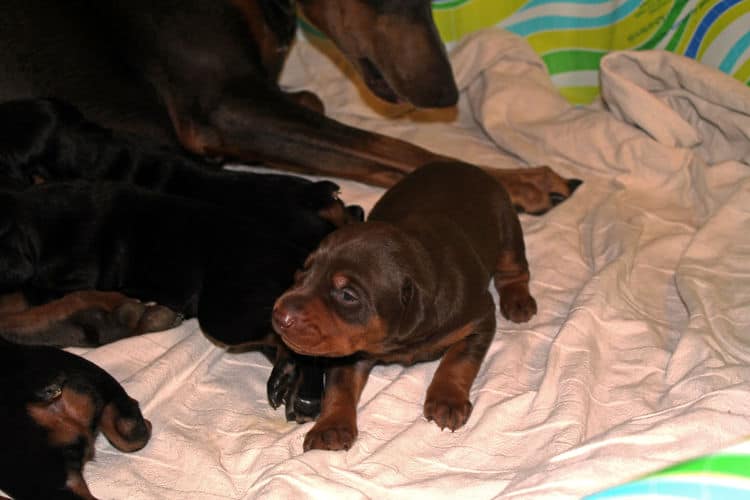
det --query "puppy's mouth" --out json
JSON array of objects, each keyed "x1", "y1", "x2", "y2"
[
  {"x1": 358, "y1": 58, "x2": 402, "y2": 104},
  {"x1": 278, "y1": 333, "x2": 321, "y2": 357},
  {"x1": 278, "y1": 329, "x2": 356, "y2": 358}
]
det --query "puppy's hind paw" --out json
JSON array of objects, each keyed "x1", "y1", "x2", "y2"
[{"x1": 499, "y1": 283, "x2": 537, "y2": 323}]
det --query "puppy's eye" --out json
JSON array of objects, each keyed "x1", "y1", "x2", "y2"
[{"x1": 333, "y1": 287, "x2": 359, "y2": 305}]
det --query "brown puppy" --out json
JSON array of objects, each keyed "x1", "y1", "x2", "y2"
[{"x1": 272, "y1": 162, "x2": 537, "y2": 451}]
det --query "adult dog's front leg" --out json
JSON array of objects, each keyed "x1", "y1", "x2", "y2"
[
  {"x1": 303, "y1": 359, "x2": 374, "y2": 451},
  {"x1": 165, "y1": 83, "x2": 580, "y2": 215}
]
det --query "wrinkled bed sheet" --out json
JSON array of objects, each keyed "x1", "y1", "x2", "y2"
[{"x1": 69, "y1": 29, "x2": 750, "y2": 499}]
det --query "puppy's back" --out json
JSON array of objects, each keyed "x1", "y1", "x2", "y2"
[
  {"x1": 368, "y1": 162, "x2": 515, "y2": 270},
  {"x1": 370, "y1": 161, "x2": 509, "y2": 219}
]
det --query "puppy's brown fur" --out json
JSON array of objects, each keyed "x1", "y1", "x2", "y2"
[{"x1": 273, "y1": 162, "x2": 537, "y2": 451}]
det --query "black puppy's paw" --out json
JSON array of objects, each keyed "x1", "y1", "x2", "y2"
[
  {"x1": 267, "y1": 358, "x2": 297, "y2": 410},
  {"x1": 267, "y1": 357, "x2": 322, "y2": 423}
]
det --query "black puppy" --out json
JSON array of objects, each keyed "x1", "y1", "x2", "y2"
[
  {"x1": 0, "y1": 337, "x2": 151, "y2": 500},
  {"x1": 0, "y1": 180, "x2": 360, "y2": 419},
  {"x1": 0, "y1": 99, "x2": 361, "y2": 498},
  {"x1": 0, "y1": 99, "x2": 365, "y2": 421}
]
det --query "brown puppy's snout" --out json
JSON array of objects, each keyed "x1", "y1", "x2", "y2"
[
  {"x1": 272, "y1": 295, "x2": 328, "y2": 357},
  {"x1": 272, "y1": 304, "x2": 296, "y2": 330},
  {"x1": 272, "y1": 295, "x2": 307, "y2": 332}
]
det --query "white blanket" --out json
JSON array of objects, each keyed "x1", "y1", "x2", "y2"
[{"x1": 73, "y1": 29, "x2": 750, "y2": 499}]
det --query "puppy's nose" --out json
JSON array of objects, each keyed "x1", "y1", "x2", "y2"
[{"x1": 272, "y1": 306, "x2": 295, "y2": 330}]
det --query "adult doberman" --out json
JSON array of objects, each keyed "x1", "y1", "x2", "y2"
[{"x1": 0, "y1": 0, "x2": 578, "y2": 215}]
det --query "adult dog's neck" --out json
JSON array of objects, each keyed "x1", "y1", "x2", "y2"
[{"x1": 258, "y1": 0, "x2": 298, "y2": 48}]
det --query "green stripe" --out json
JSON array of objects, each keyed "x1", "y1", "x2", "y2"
[
  {"x1": 638, "y1": 0, "x2": 690, "y2": 50},
  {"x1": 654, "y1": 455, "x2": 750, "y2": 479},
  {"x1": 665, "y1": 13, "x2": 690, "y2": 52},
  {"x1": 543, "y1": 50, "x2": 606, "y2": 74},
  {"x1": 432, "y1": 0, "x2": 471, "y2": 10}
]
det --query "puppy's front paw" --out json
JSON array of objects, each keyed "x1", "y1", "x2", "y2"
[
  {"x1": 303, "y1": 417, "x2": 357, "y2": 451},
  {"x1": 499, "y1": 283, "x2": 537, "y2": 323},
  {"x1": 424, "y1": 392, "x2": 473, "y2": 431}
]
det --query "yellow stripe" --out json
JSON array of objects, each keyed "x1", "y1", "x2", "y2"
[
  {"x1": 526, "y1": 2, "x2": 671, "y2": 54},
  {"x1": 558, "y1": 86, "x2": 600, "y2": 105},
  {"x1": 433, "y1": 0, "x2": 528, "y2": 42},
  {"x1": 734, "y1": 56, "x2": 750, "y2": 83}
]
